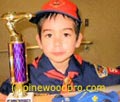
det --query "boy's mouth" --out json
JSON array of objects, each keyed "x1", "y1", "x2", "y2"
[{"x1": 51, "y1": 52, "x2": 65, "y2": 56}]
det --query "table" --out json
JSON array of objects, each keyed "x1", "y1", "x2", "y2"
[{"x1": 33, "y1": 94, "x2": 55, "y2": 102}]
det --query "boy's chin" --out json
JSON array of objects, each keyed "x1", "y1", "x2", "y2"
[{"x1": 50, "y1": 57, "x2": 70, "y2": 63}]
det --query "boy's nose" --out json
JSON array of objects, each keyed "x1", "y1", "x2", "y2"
[{"x1": 54, "y1": 37, "x2": 62, "y2": 47}]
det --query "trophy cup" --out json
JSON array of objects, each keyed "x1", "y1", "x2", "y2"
[{"x1": 1, "y1": 12, "x2": 34, "y2": 102}]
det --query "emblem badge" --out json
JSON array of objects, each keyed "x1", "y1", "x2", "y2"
[
  {"x1": 50, "y1": 0, "x2": 65, "y2": 8},
  {"x1": 94, "y1": 64, "x2": 108, "y2": 78}
]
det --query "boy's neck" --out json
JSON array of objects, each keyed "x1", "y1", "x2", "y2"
[{"x1": 50, "y1": 59, "x2": 70, "y2": 74}]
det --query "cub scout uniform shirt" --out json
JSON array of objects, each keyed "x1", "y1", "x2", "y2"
[{"x1": 29, "y1": 54, "x2": 120, "y2": 94}]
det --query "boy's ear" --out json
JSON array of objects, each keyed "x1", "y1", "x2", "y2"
[
  {"x1": 75, "y1": 33, "x2": 83, "y2": 48},
  {"x1": 36, "y1": 34, "x2": 43, "y2": 49}
]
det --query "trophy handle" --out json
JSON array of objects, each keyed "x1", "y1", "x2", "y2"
[{"x1": 1, "y1": 12, "x2": 33, "y2": 41}]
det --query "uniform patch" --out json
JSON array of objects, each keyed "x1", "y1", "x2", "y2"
[
  {"x1": 94, "y1": 64, "x2": 108, "y2": 78},
  {"x1": 107, "y1": 67, "x2": 120, "y2": 75}
]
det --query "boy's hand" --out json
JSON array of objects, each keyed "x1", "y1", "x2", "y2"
[{"x1": 0, "y1": 93, "x2": 7, "y2": 101}]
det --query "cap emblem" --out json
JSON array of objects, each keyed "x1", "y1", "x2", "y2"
[{"x1": 50, "y1": 0, "x2": 65, "y2": 8}]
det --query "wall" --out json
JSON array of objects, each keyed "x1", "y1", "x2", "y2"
[{"x1": 0, "y1": 0, "x2": 120, "y2": 84}]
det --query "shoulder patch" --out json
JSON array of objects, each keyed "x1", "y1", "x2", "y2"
[
  {"x1": 107, "y1": 67, "x2": 120, "y2": 75},
  {"x1": 93, "y1": 64, "x2": 108, "y2": 78}
]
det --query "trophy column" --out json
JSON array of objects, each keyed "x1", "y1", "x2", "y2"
[{"x1": 1, "y1": 12, "x2": 34, "y2": 102}]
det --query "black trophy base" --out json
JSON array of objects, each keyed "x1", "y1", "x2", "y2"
[{"x1": 6, "y1": 92, "x2": 34, "y2": 102}]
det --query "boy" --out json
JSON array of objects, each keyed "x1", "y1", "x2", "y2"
[{"x1": 0, "y1": 0, "x2": 120, "y2": 100}]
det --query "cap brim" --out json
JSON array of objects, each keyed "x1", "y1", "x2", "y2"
[{"x1": 30, "y1": 10, "x2": 81, "y2": 24}]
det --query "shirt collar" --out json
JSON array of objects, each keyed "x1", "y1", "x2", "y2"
[{"x1": 38, "y1": 54, "x2": 82, "y2": 75}]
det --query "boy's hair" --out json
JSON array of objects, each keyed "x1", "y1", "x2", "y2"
[{"x1": 37, "y1": 12, "x2": 81, "y2": 40}]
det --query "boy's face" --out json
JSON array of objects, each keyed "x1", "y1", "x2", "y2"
[{"x1": 36, "y1": 14, "x2": 82, "y2": 63}]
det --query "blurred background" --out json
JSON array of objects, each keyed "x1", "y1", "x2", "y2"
[{"x1": 0, "y1": 0, "x2": 120, "y2": 84}]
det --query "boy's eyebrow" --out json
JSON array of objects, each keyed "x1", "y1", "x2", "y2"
[
  {"x1": 63, "y1": 28, "x2": 73, "y2": 31},
  {"x1": 42, "y1": 28, "x2": 73, "y2": 33},
  {"x1": 42, "y1": 29, "x2": 52, "y2": 33}
]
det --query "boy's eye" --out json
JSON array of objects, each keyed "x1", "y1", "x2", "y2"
[
  {"x1": 64, "y1": 33, "x2": 71, "y2": 37},
  {"x1": 46, "y1": 34, "x2": 52, "y2": 38}
]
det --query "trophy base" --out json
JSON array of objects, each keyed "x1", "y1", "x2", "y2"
[{"x1": 6, "y1": 92, "x2": 34, "y2": 102}]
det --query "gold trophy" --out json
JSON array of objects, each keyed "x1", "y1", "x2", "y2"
[{"x1": 1, "y1": 12, "x2": 34, "y2": 102}]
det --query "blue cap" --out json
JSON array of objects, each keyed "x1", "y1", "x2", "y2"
[
  {"x1": 52, "y1": 91, "x2": 119, "y2": 102},
  {"x1": 70, "y1": 91, "x2": 119, "y2": 102}
]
